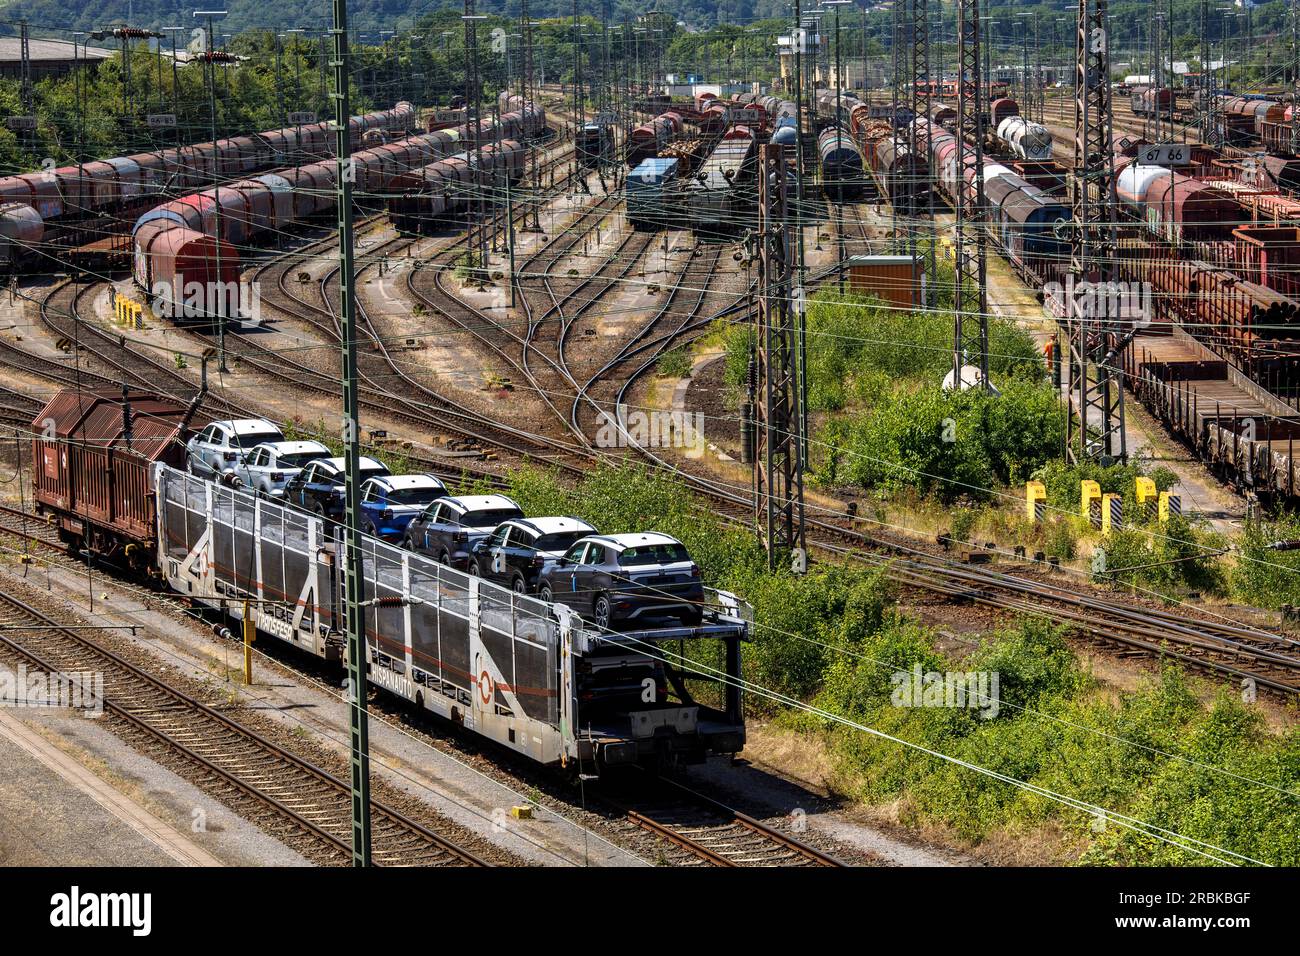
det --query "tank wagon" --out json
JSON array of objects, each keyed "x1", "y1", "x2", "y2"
[
  {"x1": 996, "y1": 116, "x2": 1053, "y2": 161},
  {"x1": 688, "y1": 127, "x2": 757, "y2": 235}
]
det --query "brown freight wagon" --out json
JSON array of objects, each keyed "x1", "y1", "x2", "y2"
[{"x1": 31, "y1": 389, "x2": 203, "y2": 570}]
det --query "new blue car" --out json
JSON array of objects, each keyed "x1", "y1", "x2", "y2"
[{"x1": 359, "y1": 474, "x2": 449, "y2": 541}]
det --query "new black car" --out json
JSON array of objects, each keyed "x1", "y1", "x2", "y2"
[
  {"x1": 402, "y1": 494, "x2": 524, "y2": 569},
  {"x1": 467, "y1": 516, "x2": 597, "y2": 593},
  {"x1": 280, "y1": 456, "x2": 391, "y2": 520},
  {"x1": 536, "y1": 532, "x2": 704, "y2": 629}
]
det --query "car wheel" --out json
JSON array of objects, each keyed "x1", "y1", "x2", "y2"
[
  {"x1": 511, "y1": 574, "x2": 528, "y2": 594},
  {"x1": 364, "y1": 521, "x2": 378, "y2": 538},
  {"x1": 593, "y1": 594, "x2": 612, "y2": 630},
  {"x1": 539, "y1": 585, "x2": 554, "y2": 605},
  {"x1": 681, "y1": 607, "x2": 704, "y2": 627},
  {"x1": 438, "y1": 550, "x2": 452, "y2": 566},
  {"x1": 311, "y1": 502, "x2": 326, "y2": 517},
  {"x1": 466, "y1": 560, "x2": 479, "y2": 577}
]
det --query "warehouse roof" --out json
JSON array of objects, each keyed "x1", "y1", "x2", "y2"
[{"x1": 0, "y1": 37, "x2": 113, "y2": 62}]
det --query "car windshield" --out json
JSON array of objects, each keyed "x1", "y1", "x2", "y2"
[
  {"x1": 277, "y1": 452, "x2": 323, "y2": 468},
  {"x1": 618, "y1": 543, "x2": 691, "y2": 566},
  {"x1": 462, "y1": 508, "x2": 522, "y2": 527},
  {"x1": 534, "y1": 530, "x2": 588, "y2": 552},
  {"x1": 234, "y1": 428, "x2": 284, "y2": 448},
  {"x1": 388, "y1": 487, "x2": 442, "y2": 505}
]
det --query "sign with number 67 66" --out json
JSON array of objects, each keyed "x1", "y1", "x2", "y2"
[{"x1": 1138, "y1": 144, "x2": 1191, "y2": 166}]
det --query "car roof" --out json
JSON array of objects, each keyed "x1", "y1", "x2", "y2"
[
  {"x1": 256, "y1": 440, "x2": 330, "y2": 455},
  {"x1": 512, "y1": 516, "x2": 595, "y2": 535},
  {"x1": 441, "y1": 494, "x2": 518, "y2": 511},
  {"x1": 586, "y1": 532, "x2": 681, "y2": 550},
  {"x1": 316, "y1": 456, "x2": 386, "y2": 472},
  {"x1": 213, "y1": 418, "x2": 283, "y2": 435},
  {"x1": 368, "y1": 473, "x2": 446, "y2": 490}
]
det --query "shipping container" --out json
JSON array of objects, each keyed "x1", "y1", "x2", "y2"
[{"x1": 845, "y1": 255, "x2": 923, "y2": 309}]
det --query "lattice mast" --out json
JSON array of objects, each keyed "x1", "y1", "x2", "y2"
[
  {"x1": 1067, "y1": 0, "x2": 1126, "y2": 463},
  {"x1": 909, "y1": 0, "x2": 934, "y2": 306},
  {"x1": 754, "y1": 144, "x2": 805, "y2": 570},
  {"x1": 952, "y1": 0, "x2": 989, "y2": 389}
]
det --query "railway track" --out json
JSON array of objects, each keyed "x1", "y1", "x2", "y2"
[
  {"x1": 34, "y1": 279, "x2": 253, "y2": 418},
  {"x1": 0, "y1": 586, "x2": 490, "y2": 866},
  {"x1": 242, "y1": 142, "x2": 593, "y2": 476},
  {"x1": 604, "y1": 776, "x2": 843, "y2": 867}
]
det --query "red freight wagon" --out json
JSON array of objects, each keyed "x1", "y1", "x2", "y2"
[
  {"x1": 32, "y1": 389, "x2": 204, "y2": 569},
  {"x1": 1234, "y1": 225, "x2": 1300, "y2": 300}
]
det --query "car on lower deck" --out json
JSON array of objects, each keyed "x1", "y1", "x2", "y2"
[
  {"x1": 401, "y1": 494, "x2": 524, "y2": 569},
  {"x1": 229, "y1": 440, "x2": 332, "y2": 497},
  {"x1": 280, "y1": 456, "x2": 391, "y2": 520},
  {"x1": 536, "y1": 532, "x2": 704, "y2": 629},
  {"x1": 359, "y1": 473, "x2": 449, "y2": 541},
  {"x1": 467, "y1": 516, "x2": 597, "y2": 593}
]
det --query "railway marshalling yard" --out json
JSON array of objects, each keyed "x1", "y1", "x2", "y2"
[{"x1": 0, "y1": 76, "x2": 1298, "y2": 876}]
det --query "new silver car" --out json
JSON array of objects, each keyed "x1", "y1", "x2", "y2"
[
  {"x1": 186, "y1": 418, "x2": 285, "y2": 481},
  {"x1": 229, "y1": 440, "x2": 332, "y2": 496}
]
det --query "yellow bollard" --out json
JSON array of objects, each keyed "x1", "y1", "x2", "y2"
[
  {"x1": 1025, "y1": 480, "x2": 1046, "y2": 522},
  {"x1": 1101, "y1": 493, "x2": 1123, "y2": 535},
  {"x1": 1135, "y1": 476, "x2": 1157, "y2": 520},
  {"x1": 1158, "y1": 491, "x2": 1182, "y2": 524},
  {"x1": 1080, "y1": 480, "x2": 1102, "y2": 527}
]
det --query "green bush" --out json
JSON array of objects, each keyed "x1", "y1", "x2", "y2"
[
  {"x1": 1231, "y1": 513, "x2": 1300, "y2": 609},
  {"x1": 499, "y1": 464, "x2": 1296, "y2": 865},
  {"x1": 1095, "y1": 515, "x2": 1227, "y2": 599},
  {"x1": 801, "y1": 292, "x2": 1043, "y2": 414},
  {"x1": 820, "y1": 379, "x2": 1066, "y2": 502},
  {"x1": 656, "y1": 346, "x2": 693, "y2": 379}
]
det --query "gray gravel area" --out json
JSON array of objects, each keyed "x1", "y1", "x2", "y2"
[{"x1": 0, "y1": 700, "x2": 311, "y2": 867}]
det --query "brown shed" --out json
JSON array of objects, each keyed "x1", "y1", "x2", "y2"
[
  {"x1": 32, "y1": 390, "x2": 199, "y2": 558},
  {"x1": 845, "y1": 255, "x2": 924, "y2": 309}
]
